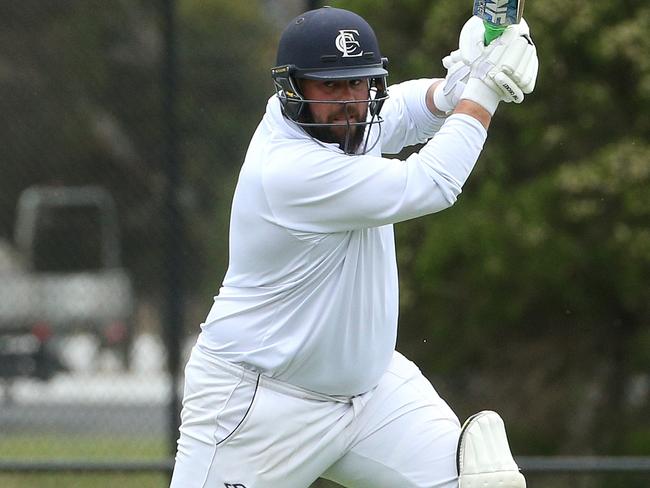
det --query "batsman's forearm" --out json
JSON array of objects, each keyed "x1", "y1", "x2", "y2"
[{"x1": 414, "y1": 113, "x2": 487, "y2": 205}]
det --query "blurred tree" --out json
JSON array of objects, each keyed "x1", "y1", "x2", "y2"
[
  {"x1": 177, "y1": 0, "x2": 276, "y2": 306},
  {"x1": 0, "y1": 0, "x2": 276, "y2": 306},
  {"x1": 0, "y1": 0, "x2": 169, "y2": 292}
]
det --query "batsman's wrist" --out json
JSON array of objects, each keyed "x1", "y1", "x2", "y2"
[{"x1": 461, "y1": 78, "x2": 500, "y2": 115}]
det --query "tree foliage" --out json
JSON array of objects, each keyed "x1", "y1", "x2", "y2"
[
  {"x1": 335, "y1": 0, "x2": 650, "y2": 457},
  {"x1": 0, "y1": 0, "x2": 276, "y2": 298}
]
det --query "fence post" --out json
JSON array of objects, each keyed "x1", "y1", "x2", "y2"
[{"x1": 161, "y1": 0, "x2": 183, "y2": 467}]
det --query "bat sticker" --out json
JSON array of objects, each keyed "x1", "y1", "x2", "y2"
[{"x1": 473, "y1": 0, "x2": 525, "y2": 27}]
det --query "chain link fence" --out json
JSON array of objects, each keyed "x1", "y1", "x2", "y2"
[
  {"x1": 1, "y1": 2, "x2": 190, "y2": 486},
  {"x1": 0, "y1": 1, "x2": 648, "y2": 488},
  {"x1": 0, "y1": 1, "x2": 320, "y2": 486}
]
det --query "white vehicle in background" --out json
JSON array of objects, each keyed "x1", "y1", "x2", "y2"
[{"x1": 0, "y1": 186, "x2": 134, "y2": 381}]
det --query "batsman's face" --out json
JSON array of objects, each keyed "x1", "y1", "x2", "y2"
[{"x1": 300, "y1": 78, "x2": 369, "y2": 149}]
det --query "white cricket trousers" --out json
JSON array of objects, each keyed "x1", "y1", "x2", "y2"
[{"x1": 170, "y1": 343, "x2": 461, "y2": 488}]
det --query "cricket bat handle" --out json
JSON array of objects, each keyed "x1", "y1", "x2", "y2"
[{"x1": 483, "y1": 21, "x2": 506, "y2": 45}]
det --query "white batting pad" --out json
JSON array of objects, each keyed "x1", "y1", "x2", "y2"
[{"x1": 457, "y1": 410, "x2": 526, "y2": 488}]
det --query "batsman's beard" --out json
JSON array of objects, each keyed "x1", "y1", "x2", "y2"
[{"x1": 300, "y1": 103, "x2": 367, "y2": 154}]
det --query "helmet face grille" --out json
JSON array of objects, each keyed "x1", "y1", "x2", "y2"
[{"x1": 271, "y1": 70, "x2": 389, "y2": 154}]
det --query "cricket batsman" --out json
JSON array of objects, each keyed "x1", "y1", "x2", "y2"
[{"x1": 170, "y1": 5, "x2": 538, "y2": 488}]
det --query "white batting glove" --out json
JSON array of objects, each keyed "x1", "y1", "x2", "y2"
[
  {"x1": 461, "y1": 19, "x2": 539, "y2": 115},
  {"x1": 458, "y1": 16, "x2": 488, "y2": 64},
  {"x1": 433, "y1": 16, "x2": 485, "y2": 113},
  {"x1": 433, "y1": 15, "x2": 534, "y2": 114},
  {"x1": 433, "y1": 54, "x2": 470, "y2": 114},
  {"x1": 457, "y1": 15, "x2": 533, "y2": 66}
]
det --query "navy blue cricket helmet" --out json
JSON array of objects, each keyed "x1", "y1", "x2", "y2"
[{"x1": 271, "y1": 6, "x2": 389, "y2": 152}]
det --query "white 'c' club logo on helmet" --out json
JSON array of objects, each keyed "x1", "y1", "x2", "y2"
[{"x1": 335, "y1": 30, "x2": 363, "y2": 57}]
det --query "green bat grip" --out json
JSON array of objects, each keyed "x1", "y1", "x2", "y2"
[{"x1": 484, "y1": 21, "x2": 506, "y2": 45}]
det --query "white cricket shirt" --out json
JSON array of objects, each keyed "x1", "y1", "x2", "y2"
[{"x1": 199, "y1": 79, "x2": 487, "y2": 395}]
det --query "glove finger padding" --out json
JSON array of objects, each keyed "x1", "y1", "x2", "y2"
[
  {"x1": 497, "y1": 33, "x2": 538, "y2": 95},
  {"x1": 515, "y1": 43, "x2": 539, "y2": 94},
  {"x1": 492, "y1": 71, "x2": 524, "y2": 103},
  {"x1": 499, "y1": 38, "x2": 529, "y2": 77},
  {"x1": 467, "y1": 24, "x2": 537, "y2": 105}
]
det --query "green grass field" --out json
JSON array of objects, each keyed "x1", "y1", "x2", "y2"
[
  {"x1": 0, "y1": 434, "x2": 170, "y2": 488},
  {"x1": 1, "y1": 435, "x2": 647, "y2": 487},
  {"x1": 0, "y1": 433, "x2": 340, "y2": 487},
  {"x1": 0, "y1": 472, "x2": 170, "y2": 488}
]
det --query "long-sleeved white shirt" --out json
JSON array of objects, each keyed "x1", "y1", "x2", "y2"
[{"x1": 199, "y1": 79, "x2": 487, "y2": 395}]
